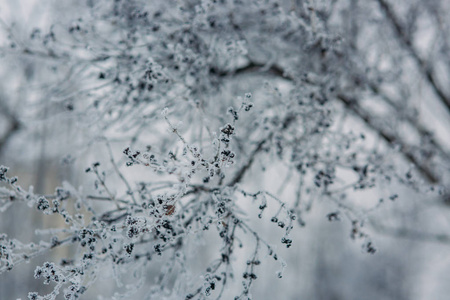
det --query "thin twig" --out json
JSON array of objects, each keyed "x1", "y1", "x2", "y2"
[{"x1": 104, "y1": 138, "x2": 138, "y2": 205}]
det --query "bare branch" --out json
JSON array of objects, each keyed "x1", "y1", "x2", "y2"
[{"x1": 377, "y1": 0, "x2": 450, "y2": 114}]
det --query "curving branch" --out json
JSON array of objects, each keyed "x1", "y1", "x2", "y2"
[
  {"x1": 377, "y1": 0, "x2": 450, "y2": 114},
  {"x1": 337, "y1": 93, "x2": 439, "y2": 183},
  {"x1": 223, "y1": 61, "x2": 443, "y2": 185}
]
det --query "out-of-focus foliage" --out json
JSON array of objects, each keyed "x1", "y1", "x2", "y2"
[{"x1": 0, "y1": 0, "x2": 449, "y2": 299}]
